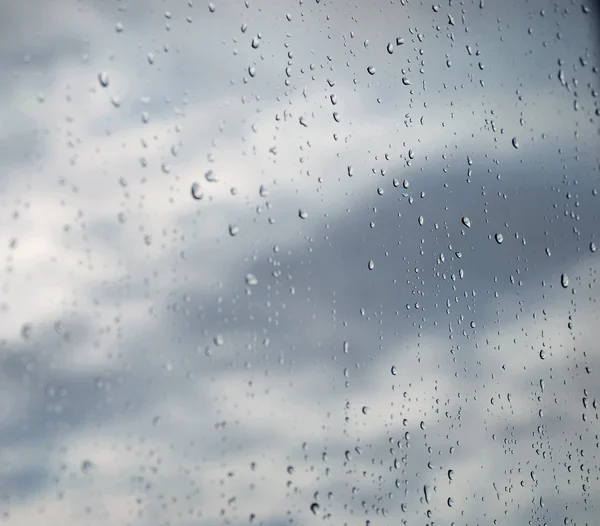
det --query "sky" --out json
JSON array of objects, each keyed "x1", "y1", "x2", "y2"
[{"x1": 0, "y1": 0, "x2": 599, "y2": 525}]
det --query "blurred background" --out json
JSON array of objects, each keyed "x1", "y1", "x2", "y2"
[{"x1": 0, "y1": 0, "x2": 599, "y2": 524}]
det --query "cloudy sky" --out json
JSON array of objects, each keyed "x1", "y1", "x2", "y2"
[{"x1": 0, "y1": 0, "x2": 599, "y2": 525}]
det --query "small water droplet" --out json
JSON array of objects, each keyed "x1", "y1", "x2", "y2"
[
  {"x1": 298, "y1": 209, "x2": 308, "y2": 219},
  {"x1": 447, "y1": 497, "x2": 454, "y2": 507},
  {"x1": 228, "y1": 224, "x2": 239, "y2": 236},
  {"x1": 423, "y1": 484, "x2": 431, "y2": 504},
  {"x1": 448, "y1": 469, "x2": 454, "y2": 480},
  {"x1": 539, "y1": 349, "x2": 546, "y2": 360},
  {"x1": 512, "y1": 137, "x2": 519, "y2": 149},
  {"x1": 310, "y1": 502, "x2": 320, "y2": 515},
  {"x1": 191, "y1": 182, "x2": 204, "y2": 200},
  {"x1": 560, "y1": 273, "x2": 569, "y2": 288},
  {"x1": 214, "y1": 334, "x2": 224, "y2": 346},
  {"x1": 205, "y1": 170, "x2": 217, "y2": 182},
  {"x1": 98, "y1": 72, "x2": 110, "y2": 87},
  {"x1": 20, "y1": 323, "x2": 32, "y2": 339},
  {"x1": 248, "y1": 66, "x2": 256, "y2": 77},
  {"x1": 495, "y1": 233, "x2": 504, "y2": 244},
  {"x1": 386, "y1": 42, "x2": 394, "y2": 54},
  {"x1": 462, "y1": 216, "x2": 471, "y2": 228},
  {"x1": 367, "y1": 65, "x2": 376, "y2": 75},
  {"x1": 590, "y1": 241, "x2": 597, "y2": 252},
  {"x1": 362, "y1": 406, "x2": 369, "y2": 415},
  {"x1": 402, "y1": 76, "x2": 411, "y2": 86},
  {"x1": 245, "y1": 273, "x2": 258, "y2": 286},
  {"x1": 208, "y1": 2, "x2": 216, "y2": 12},
  {"x1": 391, "y1": 365, "x2": 397, "y2": 375},
  {"x1": 367, "y1": 260, "x2": 375, "y2": 270},
  {"x1": 81, "y1": 460, "x2": 94, "y2": 474}
]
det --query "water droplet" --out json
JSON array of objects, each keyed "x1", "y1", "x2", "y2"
[
  {"x1": 228, "y1": 224, "x2": 239, "y2": 236},
  {"x1": 539, "y1": 349, "x2": 546, "y2": 360},
  {"x1": 396, "y1": 37, "x2": 404, "y2": 45},
  {"x1": 402, "y1": 76, "x2": 411, "y2": 86},
  {"x1": 115, "y1": 21, "x2": 124, "y2": 32},
  {"x1": 20, "y1": 323, "x2": 32, "y2": 339},
  {"x1": 418, "y1": 215, "x2": 424, "y2": 226},
  {"x1": 191, "y1": 182, "x2": 204, "y2": 200},
  {"x1": 448, "y1": 469, "x2": 454, "y2": 480},
  {"x1": 248, "y1": 66, "x2": 256, "y2": 77},
  {"x1": 298, "y1": 209, "x2": 308, "y2": 219},
  {"x1": 447, "y1": 497, "x2": 454, "y2": 507},
  {"x1": 205, "y1": 170, "x2": 217, "y2": 182},
  {"x1": 214, "y1": 334, "x2": 224, "y2": 346},
  {"x1": 251, "y1": 36, "x2": 260, "y2": 49},
  {"x1": 391, "y1": 365, "x2": 397, "y2": 375},
  {"x1": 495, "y1": 233, "x2": 504, "y2": 244},
  {"x1": 310, "y1": 502, "x2": 321, "y2": 515},
  {"x1": 299, "y1": 116, "x2": 308, "y2": 127},
  {"x1": 245, "y1": 273, "x2": 258, "y2": 286},
  {"x1": 423, "y1": 484, "x2": 431, "y2": 504},
  {"x1": 386, "y1": 42, "x2": 394, "y2": 54},
  {"x1": 208, "y1": 2, "x2": 216, "y2": 12},
  {"x1": 367, "y1": 66, "x2": 376, "y2": 75},
  {"x1": 560, "y1": 273, "x2": 569, "y2": 288},
  {"x1": 81, "y1": 460, "x2": 94, "y2": 474},
  {"x1": 98, "y1": 72, "x2": 110, "y2": 87},
  {"x1": 362, "y1": 406, "x2": 369, "y2": 415},
  {"x1": 367, "y1": 260, "x2": 375, "y2": 270},
  {"x1": 347, "y1": 166, "x2": 354, "y2": 177},
  {"x1": 590, "y1": 241, "x2": 597, "y2": 252},
  {"x1": 462, "y1": 216, "x2": 471, "y2": 228},
  {"x1": 512, "y1": 137, "x2": 519, "y2": 149}
]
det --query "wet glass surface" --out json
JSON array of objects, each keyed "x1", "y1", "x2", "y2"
[{"x1": 0, "y1": 1, "x2": 599, "y2": 524}]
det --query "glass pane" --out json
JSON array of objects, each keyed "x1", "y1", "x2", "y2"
[{"x1": 1, "y1": 1, "x2": 598, "y2": 525}]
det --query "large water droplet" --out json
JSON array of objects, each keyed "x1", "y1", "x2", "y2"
[
  {"x1": 495, "y1": 233, "x2": 504, "y2": 244},
  {"x1": 310, "y1": 502, "x2": 321, "y2": 515},
  {"x1": 462, "y1": 216, "x2": 471, "y2": 228}
]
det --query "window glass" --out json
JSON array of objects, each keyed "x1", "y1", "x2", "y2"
[{"x1": 0, "y1": 1, "x2": 599, "y2": 525}]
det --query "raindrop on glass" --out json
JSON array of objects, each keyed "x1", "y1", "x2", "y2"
[
  {"x1": 98, "y1": 72, "x2": 110, "y2": 88},
  {"x1": 495, "y1": 233, "x2": 504, "y2": 244},
  {"x1": 81, "y1": 460, "x2": 94, "y2": 474},
  {"x1": 191, "y1": 182, "x2": 204, "y2": 200},
  {"x1": 560, "y1": 273, "x2": 569, "y2": 288}
]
